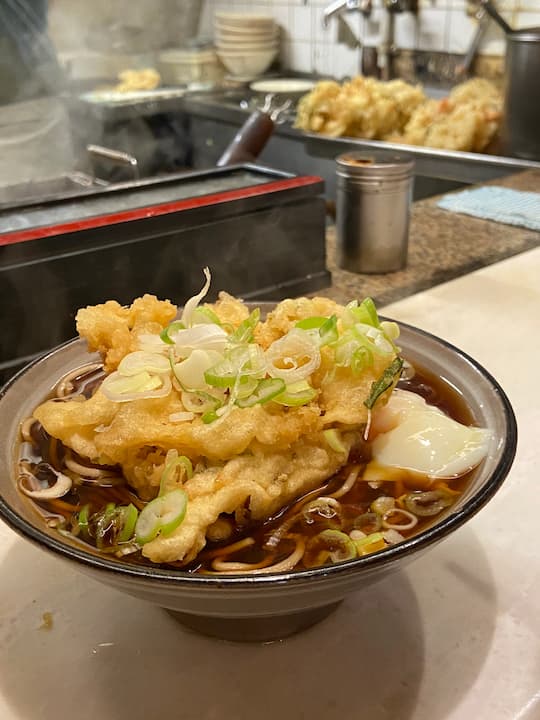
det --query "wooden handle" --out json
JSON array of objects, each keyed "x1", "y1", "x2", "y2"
[{"x1": 217, "y1": 110, "x2": 275, "y2": 167}]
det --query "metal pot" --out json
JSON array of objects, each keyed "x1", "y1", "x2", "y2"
[
  {"x1": 479, "y1": 1, "x2": 540, "y2": 159},
  {"x1": 502, "y1": 27, "x2": 540, "y2": 160}
]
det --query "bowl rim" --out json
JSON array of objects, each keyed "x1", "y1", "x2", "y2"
[{"x1": 0, "y1": 320, "x2": 517, "y2": 588}]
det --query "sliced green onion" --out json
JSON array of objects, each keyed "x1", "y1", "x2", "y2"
[
  {"x1": 302, "y1": 497, "x2": 341, "y2": 523},
  {"x1": 234, "y1": 376, "x2": 260, "y2": 400},
  {"x1": 135, "y1": 489, "x2": 188, "y2": 545},
  {"x1": 190, "y1": 306, "x2": 222, "y2": 326},
  {"x1": 273, "y1": 380, "x2": 318, "y2": 407},
  {"x1": 117, "y1": 504, "x2": 139, "y2": 543},
  {"x1": 95, "y1": 503, "x2": 117, "y2": 549},
  {"x1": 103, "y1": 371, "x2": 162, "y2": 394},
  {"x1": 101, "y1": 370, "x2": 171, "y2": 402},
  {"x1": 265, "y1": 329, "x2": 321, "y2": 384},
  {"x1": 347, "y1": 298, "x2": 380, "y2": 328},
  {"x1": 380, "y1": 320, "x2": 400, "y2": 342},
  {"x1": 354, "y1": 531, "x2": 386, "y2": 556},
  {"x1": 159, "y1": 452, "x2": 193, "y2": 496},
  {"x1": 229, "y1": 309, "x2": 260, "y2": 344},
  {"x1": 305, "y1": 529, "x2": 357, "y2": 567},
  {"x1": 382, "y1": 508, "x2": 418, "y2": 531},
  {"x1": 160, "y1": 320, "x2": 186, "y2": 345},
  {"x1": 296, "y1": 315, "x2": 338, "y2": 347},
  {"x1": 295, "y1": 316, "x2": 328, "y2": 330},
  {"x1": 353, "y1": 512, "x2": 382, "y2": 534},
  {"x1": 323, "y1": 429, "x2": 348, "y2": 454},
  {"x1": 351, "y1": 345, "x2": 373, "y2": 374},
  {"x1": 318, "y1": 315, "x2": 338, "y2": 346},
  {"x1": 201, "y1": 410, "x2": 219, "y2": 424},
  {"x1": 172, "y1": 349, "x2": 223, "y2": 391},
  {"x1": 171, "y1": 324, "x2": 229, "y2": 357},
  {"x1": 117, "y1": 351, "x2": 171, "y2": 376},
  {"x1": 204, "y1": 358, "x2": 241, "y2": 388},
  {"x1": 180, "y1": 267, "x2": 211, "y2": 328},
  {"x1": 235, "y1": 378, "x2": 286, "y2": 408},
  {"x1": 180, "y1": 389, "x2": 223, "y2": 414},
  {"x1": 371, "y1": 496, "x2": 396, "y2": 516},
  {"x1": 364, "y1": 356, "x2": 404, "y2": 410},
  {"x1": 77, "y1": 504, "x2": 90, "y2": 537},
  {"x1": 204, "y1": 344, "x2": 265, "y2": 389},
  {"x1": 353, "y1": 325, "x2": 393, "y2": 356},
  {"x1": 404, "y1": 491, "x2": 453, "y2": 517},
  {"x1": 334, "y1": 330, "x2": 382, "y2": 371},
  {"x1": 227, "y1": 343, "x2": 266, "y2": 375}
]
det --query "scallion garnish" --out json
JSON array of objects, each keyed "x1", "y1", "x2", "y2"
[
  {"x1": 364, "y1": 357, "x2": 404, "y2": 410},
  {"x1": 190, "y1": 306, "x2": 222, "y2": 326},
  {"x1": 77, "y1": 504, "x2": 90, "y2": 538},
  {"x1": 346, "y1": 298, "x2": 380, "y2": 328},
  {"x1": 323, "y1": 429, "x2": 348, "y2": 454},
  {"x1": 229, "y1": 309, "x2": 261, "y2": 344},
  {"x1": 117, "y1": 504, "x2": 139, "y2": 543},
  {"x1": 135, "y1": 489, "x2": 188, "y2": 545},
  {"x1": 159, "y1": 452, "x2": 193, "y2": 496},
  {"x1": 235, "y1": 378, "x2": 285, "y2": 408},
  {"x1": 295, "y1": 316, "x2": 328, "y2": 330},
  {"x1": 318, "y1": 315, "x2": 338, "y2": 346},
  {"x1": 160, "y1": 320, "x2": 186, "y2": 344},
  {"x1": 273, "y1": 380, "x2": 318, "y2": 407}
]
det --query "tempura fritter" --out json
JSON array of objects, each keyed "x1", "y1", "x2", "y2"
[
  {"x1": 33, "y1": 290, "x2": 401, "y2": 565},
  {"x1": 295, "y1": 75, "x2": 502, "y2": 153}
]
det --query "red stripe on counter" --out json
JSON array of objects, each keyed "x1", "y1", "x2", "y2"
[{"x1": 0, "y1": 175, "x2": 323, "y2": 247}]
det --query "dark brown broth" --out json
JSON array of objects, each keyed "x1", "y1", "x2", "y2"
[{"x1": 17, "y1": 360, "x2": 476, "y2": 572}]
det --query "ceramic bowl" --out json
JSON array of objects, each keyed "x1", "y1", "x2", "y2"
[
  {"x1": 216, "y1": 49, "x2": 278, "y2": 77},
  {"x1": 215, "y1": 35, "x2": 279, "y2": 49},
  {"x1": 215, "y1": 22, "x2": 278, "y2": 37},
  {"x1": 216, "y1": 40, "x2": 279, "y2": 55},
  {"x1": 215, "y1": 12, "x2": 275, "y2": 29},
  {"x1": 0, "y1": 321, "x2": 517, "y2": 642}
]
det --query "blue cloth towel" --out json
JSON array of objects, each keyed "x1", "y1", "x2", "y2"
[{"x1": 437, "y1": 186, "x2": 540, "y2": 231}]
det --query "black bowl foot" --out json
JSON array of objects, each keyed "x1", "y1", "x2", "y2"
[{"x1": 166, "y1": 601, "x2": 342, "y2": 642}]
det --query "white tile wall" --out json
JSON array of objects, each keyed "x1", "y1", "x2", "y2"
[{"x1": 201, "y1": 0, "x2": 540, "y2": 75}]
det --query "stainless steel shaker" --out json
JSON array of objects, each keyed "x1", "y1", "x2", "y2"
[{"x1": 336, "y1": 151, "x2": 414, "y2": 274}]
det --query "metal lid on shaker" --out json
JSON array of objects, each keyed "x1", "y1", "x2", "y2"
[{"x1": 336, "y1": 151, "x2": 414, "y2": 181}]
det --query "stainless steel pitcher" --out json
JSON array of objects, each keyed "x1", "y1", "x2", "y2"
[
  {"x1": 480, "y1": 1, "x2": 540, "y2": 160},
  {"x1": 502, "y1": 27, "x2": 540, "y2": 161}
]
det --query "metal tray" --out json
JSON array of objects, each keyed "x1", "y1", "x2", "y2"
[{"x1": 182, "y1": 94, "x2": 540, "y2": 186}]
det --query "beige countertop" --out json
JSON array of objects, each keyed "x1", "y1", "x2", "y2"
[{"x1": 322, "y1": 170, "x2": 540, "y2": 306}]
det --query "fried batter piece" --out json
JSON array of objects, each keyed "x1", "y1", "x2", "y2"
[
  {"x1": 295, "y1": 76, "x2": 426, "y2": 140},
  {"x1": 394, "y1": 79, "x2": 502, "y2": 152},
  {"x1": 34, "y1": 293, "x2": 400, "y2": 565},
  {"x1": 76, "y1": 294, "x2": 177, "y2": 372},
  {"x1": 112, "y1": 68, "x2": 161, "y2": 93},
  {"x1": 255, "y1": 296, "x2": 345, "y2": 348},
  {"x1": 295, "y1": 75, "x2": 502, "y2": 153},
  {"x1": 34, "y1": 390, "x2": 323, "y2": 495},
  {"x1": 143, "y1": 433, "x2": 357, "y2": 564}
]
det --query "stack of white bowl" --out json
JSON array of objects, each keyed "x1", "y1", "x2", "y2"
[{"x1": 214, "y1": 12, "x2": 279, "y2": 78}]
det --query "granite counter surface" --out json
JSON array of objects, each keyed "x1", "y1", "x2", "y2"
[{"x1": 321, "y1": 170, "x2": 540, "y2": 305}]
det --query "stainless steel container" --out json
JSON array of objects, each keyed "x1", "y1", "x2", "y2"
[
  {"x1": 336, "y1": 151, "x2": 414, "y2": 274},
  {"x1": 502, "y1": 27, "x2": 540, "y2": 161}
]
